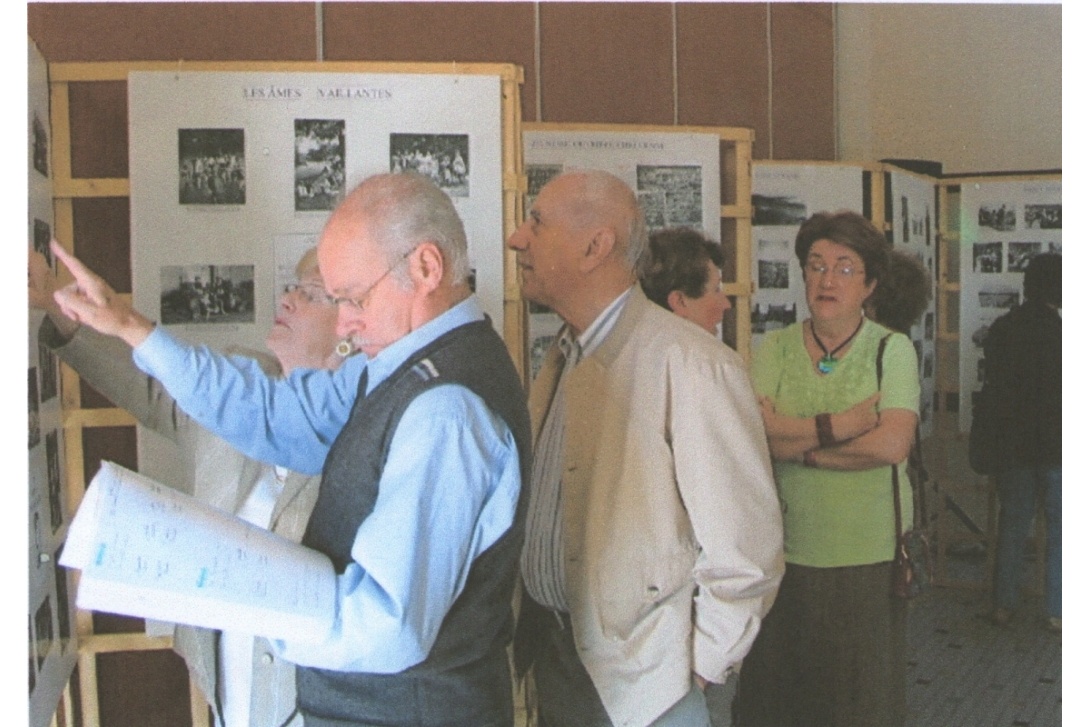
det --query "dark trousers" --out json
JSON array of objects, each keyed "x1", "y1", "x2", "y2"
[{"x1": 737, "y1": 562, "x2": 906, "y2": 727}]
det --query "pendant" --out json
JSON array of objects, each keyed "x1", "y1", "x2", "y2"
[{"x1": 817, "y1": 355, "x2": 837, "y2": 374}]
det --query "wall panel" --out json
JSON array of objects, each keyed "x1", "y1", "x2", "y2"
[
  {"x1": 769, "y1": 3, "x2": 835, "y2": 160},
  {"x1": 539, "y1": 2, "x2": 674, "y2": 124},
  {"x1": 323, "y1": 2, "x2": 538, "y2": 121}
]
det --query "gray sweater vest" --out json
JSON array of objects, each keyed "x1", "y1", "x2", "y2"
[{"x1": 297, "y1": 319, "x2": 531, "y2": 727}]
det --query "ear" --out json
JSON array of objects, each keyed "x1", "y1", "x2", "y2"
[
  {"x1": 667, "y1": 289, "x2": 687, "y2": 314},
  {"x1": 578, "y1": 227, "x2": 618, "y2": 273},
  {"x1": 864, "y1": 277, "x2": 878, "y2": 299},
  {"x1": 409, "y1": 242, "x2": 446, "y2": 294}
]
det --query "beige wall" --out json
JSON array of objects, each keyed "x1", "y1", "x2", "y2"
[{"x1": 836, "y1": 3, "x2": 1061, "y2": 174}]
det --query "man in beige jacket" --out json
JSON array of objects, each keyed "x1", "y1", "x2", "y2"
[{"x1": 509, "y1": 169, "x2": 784, "y2": 727}]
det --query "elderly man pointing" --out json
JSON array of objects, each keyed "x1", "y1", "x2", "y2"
[{"x1": 54, "y1": 172, "x2": 531, "y2": 727}]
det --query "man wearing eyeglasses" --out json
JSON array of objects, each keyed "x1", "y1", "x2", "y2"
[{"x1": 52, "y1": 172, "x2": 531, "y2": 727}]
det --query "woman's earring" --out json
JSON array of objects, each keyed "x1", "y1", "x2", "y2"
[{"x1": 335, "y1": 339, "x2": 354, "y2": 357}]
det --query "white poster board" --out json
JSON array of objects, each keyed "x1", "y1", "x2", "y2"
[
  {"x1": 888, "y1": 170, "x2": 939, "y2": 437},
  {"x1": 957, "y1": 178, "x2": 1061, "y2": 432},
  {"x1": 522, "y1": 127, "x2": 721, "y2": 378},
  {"x1": 750, "y1": 163, "x2": 866, "y2": 353},
  {"x1": 127, "y1": 69, "x2": 505, "y2": 483},
  {"x1": 28, "y1": 37, "x2": 79, "y2": 727}
]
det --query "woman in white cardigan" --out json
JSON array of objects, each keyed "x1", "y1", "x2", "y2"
[{"x1": 30, "y1": 246, "x2": 351, "y2": 727}]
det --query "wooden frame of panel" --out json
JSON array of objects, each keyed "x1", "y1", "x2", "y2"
[
  {"x1": 520, "y1": 122, "x2": 755, "y2": 361},
  {"x1": 49, "y1": 59, "x2": 523, "y2": 727}
]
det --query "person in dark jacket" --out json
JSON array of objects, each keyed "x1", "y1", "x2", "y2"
[{"x1": 983, "y1": 252, "x2": 1061, "y2": 632}]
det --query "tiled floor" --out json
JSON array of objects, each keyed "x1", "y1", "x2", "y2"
[{"x1": 905, "y1": 552, "x2": 1061, "y2": 727}]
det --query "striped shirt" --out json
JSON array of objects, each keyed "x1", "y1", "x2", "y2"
[{"x1": 521, "y1": 288, "x2": 633, "y2": 611}]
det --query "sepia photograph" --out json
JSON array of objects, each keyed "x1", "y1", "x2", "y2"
[
  {"x1": 752, "y1": 194, "x2": 807, "y2": 226},
  {"x1": 33, "y1": 111, "x2": 49, "y2": 177},
  {"x1": 977, "y1": 202, "x2": 1016, "y2": 231},
  {"x1": 33, "y1": 218, "x2": 53, "y2": 268},
  {"x1": 38, "y1": 344, "x2": 57, "y2": 403},
  {"x1": 390, "y1": 133, "x2": 470, "y2": 197},
  {"x1": 972, "y1": 242, "x2": 1003, "y2": 273},
  {"x1": 1024, "y1": 203, "x2": 1060, "y2": 229},
  {"x1": 1007, "y1": 241, "x2": 1042, "y2": 272},
  {"x1": 979, "y1": 287, "x2": 1020, "y2": 310},
  {"x1": 295, "y1": 119, "x2": 346, "y2": 212},
  {"x1": 758, "y1": 260, "x2": 790, "y2": 289},
  {"x1": 29, "y1": 368, "x2": 40, "y2": 449},
  {"x1": 178, "y1": 128, "x2": 246, "y2": 205},
  {"x1": 46, "y1": 430, "x2": 62, "y2": 533},
  {"x1": 636, "y1": 165, "x2": 703, "y2": 230},
  {"x1": 751, "y1": 302, "x2": 797, "y2": 334},
  {"x1": 160, "y1": 264, "x2": 255, "y2": 325}
]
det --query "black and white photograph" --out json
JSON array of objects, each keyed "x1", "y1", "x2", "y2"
[
  {"x1": 1048, "y1": 242, "x2": 1062, "y2": 255},
  {"x1": 972, "y1": 242, "x2": 1003, "y2": 273},
  {"x1": 390, "y1": 133, "x2": 470, "y2": 197},
  {"x1": 295, "y1": 119, "x2": 346, "y2": 212},
  {"x1": 758, "y1": 260, "x2": 790, "y2": 289},
  {"x1": 636, "y1": 165, "x2": 703, "y2": 230},
  {"x1": 34, "y1": 596, "x2": 53, "y2": 673},
  {"x1": 977, "y1": 202, "x2": 1016, "y2": 231},
  {"x1": 160, "y1": 264, "x2": 255, "y2": 325},
  {"x1": 751, "y1": 302, "x2": 798, "y2": 334},
  {"x1": 46, "y1": 431, "x2": 62, "y2": 533},
  {"x1": 178, "y1": 128, "x2": 246, "y2": 205},
  {"x1": 923, "y1": 352, "x2": 934, "y2": 379},
  {"x1": 752, "y1": 194, "x2": 807, "y2": 226},
  {"x1": 29, "y1": 368, "x2": 40, "y2": 449},
  {"x1": 33, "y1": 110, "x2": 49, "y2": 177},
  {"x1": 1024, "y1": 203, "x2": 1060, "y2": 229},
  {"x1": 54, "y1": 547, "x2": 71, "y2": 642},
  {"x1": 979, "y1": 287, "x2": 1020, "y2": 310},
  {"x1": 1007, "y1": 241, "x2": 1042, "y2": 272},
  {"x1": 38, "y1": 345, "x2": 57, "y2": 403},
  {"x1": 924, "y1": 311, "x2": 935, "y2": 341},
  {"x1": 527, "y1": 164, "x2": 563, "y2": 203},
  {"x1": 33, "y1": 218, "x2": 53, "y2": 268}
]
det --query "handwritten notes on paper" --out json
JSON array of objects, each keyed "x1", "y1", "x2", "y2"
[{"x1": 60, "y1": 462, "x2": 335, "y2": 642}]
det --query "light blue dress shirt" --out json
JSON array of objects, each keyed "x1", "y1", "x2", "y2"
[{"x1": 132, "y1": 297, "x2": 522, "y2": 672}]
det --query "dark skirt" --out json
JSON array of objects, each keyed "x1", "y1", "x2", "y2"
[{"x1": 737, "y1": 561, "x2": 906, "y2": 727}]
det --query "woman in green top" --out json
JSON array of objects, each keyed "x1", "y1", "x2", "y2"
[{"x1": 737, "y1": 211, "x2": 920, "y2": 727}]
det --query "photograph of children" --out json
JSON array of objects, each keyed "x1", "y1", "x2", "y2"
[
  {"x1": 758, "y1": 259, "x2": 790, "y2": 289},
  {"x1": 636, "y1": 165, "x2": 703, "y2": 230},
  {"x1": 295, "y1": 119, "x2": 346, "y2": 212},
  {"x1": 979, "y1": 287, "x2": 1020, "y2": 310},
  {"x1": 1007, "y1": 241, "x2": 1043, "y2": 272},
  {"x1": 972, "y1": 242, "x2": 1003, "y2": 273},
  {"x1": 178, "y1": 128, "x2": 246, "y2": 205},
  {"x1": 34, "y1": 596, "x2": 53, "y2": 673},
  {"x1": 29, "y1": 368, "x2": 40, "y2": 449},
  {"x1": 33, "y1": 219, "x2": 53, "y2": 269},
  {"x1": 54, "y1": 547, "x2": 71, "y2": 642},
  {"x1": 46, "y1": 431, "x2": 62, "y2": 533},
  {"x1": 33, "y1": 111, "x2": 49, "y2": 177},
  {"x1": 160, "y1": 264, "x2": 255, "y2": 325},
  {"x1": 1024, "y1": 203, "x2": 1061, "y2": 229},
  {"x1": 752, "y1": 194, "x2": 807, "y2": 226},
  {"x1": 978, "y1": 202, "x2": 1016, "y2": 231},
  {"x1": 390, "y1": 133, "x2": 469, "y2": 197},
  {"x1": 38, "y1": 344, "x2": 57, "y2": 403}
]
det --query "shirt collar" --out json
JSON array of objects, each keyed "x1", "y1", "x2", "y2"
[
  {"x1": 364, "y1": 296, "x2": 485, "y2": 395},
  {"x1": 557, "y1": 286, "x2": 632, "y2": 365}
]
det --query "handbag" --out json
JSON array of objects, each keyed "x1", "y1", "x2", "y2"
[{"x1": 877, "y1": 335, "x2": 934, "y2": 599}]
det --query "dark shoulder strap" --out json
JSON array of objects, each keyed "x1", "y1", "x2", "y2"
[{"x1": 875, "y1": 334, "x2": 905, "y2": 537}]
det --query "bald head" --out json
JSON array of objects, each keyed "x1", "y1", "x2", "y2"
[
  {"x1": 552, "y1": 169, "x2": 647, "y2": 270},
  {"x1": 323, "y1": 172, "x2": 471, "y2": 286}
]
